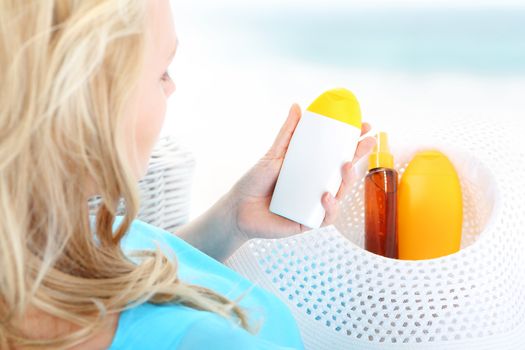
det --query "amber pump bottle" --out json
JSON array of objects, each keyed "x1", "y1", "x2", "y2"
[{"x1": 364, "y1": 132, "x2": 398, "y2": 258}]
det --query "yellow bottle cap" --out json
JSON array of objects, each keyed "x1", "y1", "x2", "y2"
[
  {"x1": 306, "y1": 88, "x2": 362, "y2": 129},
  {"x1": 369, "y1": 132, "x2": 394, "y2": 170}
]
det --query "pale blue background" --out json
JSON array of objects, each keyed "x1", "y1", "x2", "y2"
[{"x1": 165, "y1": 0, "x2": 525, "y2": 218}]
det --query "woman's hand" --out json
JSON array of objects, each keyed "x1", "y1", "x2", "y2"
[
  {"x1": 228, "y1": 103, "x2": 376, "y2": 242},
  {"x1": 177, "y1": 104, "x2": 376, "y2": 262}
]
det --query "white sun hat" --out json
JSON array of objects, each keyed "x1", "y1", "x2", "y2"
[{"x1": 226, "y1": 117, "x2": 525, "y2": 350}]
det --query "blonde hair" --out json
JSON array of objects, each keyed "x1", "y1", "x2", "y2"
[{"x1": 0, "y1": 0, "x2": 249, "y2": 348}]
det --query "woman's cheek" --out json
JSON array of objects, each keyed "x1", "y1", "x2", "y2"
[{"x1": 133, "y1": 87, "x2": 167, "y2": 178}]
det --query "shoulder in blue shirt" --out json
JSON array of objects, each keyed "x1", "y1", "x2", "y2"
[{"x1": 107, "y1": 217, "x2": 303, "y2": 350}]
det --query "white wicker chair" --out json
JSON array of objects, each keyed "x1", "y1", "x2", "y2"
[{"x1": 88, "y1": 136, "x2": 196, "y2": 233}]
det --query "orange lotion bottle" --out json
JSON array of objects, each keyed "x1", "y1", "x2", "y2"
[
  {"x1": 397, "y1": 150, "x2": 463, "y2": 260},
  {"x1": 364, "y1": 132, "x2": 398, "y2": 258}
]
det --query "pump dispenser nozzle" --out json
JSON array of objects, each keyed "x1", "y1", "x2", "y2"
[{"x1": 369, "y1": 132, "x2": 394, "y2": 170}]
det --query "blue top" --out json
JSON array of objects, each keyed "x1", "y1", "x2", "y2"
[{"x1": 106, "y1": 217, "x2": 304, "y2": 350}]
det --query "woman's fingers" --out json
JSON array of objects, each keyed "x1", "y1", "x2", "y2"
[
  {"x1": 334, "y1": 162, "x2": 354, "y2": 202},
  {"x1": 354, "y1": 122, "x2": 376, "y2": 162},
  {"x1": 266, "y1": 104, "x2": 302, "y2": 159},
  {"x1": 322, "y1": 162, "x2": 356, "y2": 226},
  {"x1": 354, "y1": 137, "x2": 376, "y2": 163},
  {"x1": 324, "y1": 122, "x2": 376, "y2": 223},
  {"x1": 335, "y1": 123, "x2": 376, "y2": 201},
  {"x1": 360, "y1": 122, "x2": 372, "y2": 136},
  {"x1": 322, "y1": 192, "x2": 339, "y2": 225}
]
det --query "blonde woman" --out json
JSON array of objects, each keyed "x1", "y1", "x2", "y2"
[{"x1": 0, "y1": 0, "x2": 375, "y2": 349}]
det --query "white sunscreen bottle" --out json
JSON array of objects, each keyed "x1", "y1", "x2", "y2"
[{"x1": 269, "y1": 88, "x2": 364, "y2": 229}]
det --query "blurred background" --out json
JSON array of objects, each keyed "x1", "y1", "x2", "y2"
[{"x1": 164, "y1": 0, "x2": 525, "y2": 220}]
